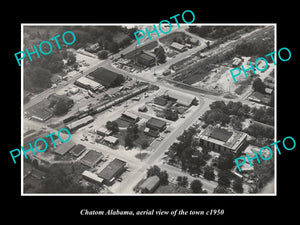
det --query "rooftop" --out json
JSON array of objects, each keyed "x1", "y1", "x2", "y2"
[
  {"x1": 146, "y1": 117, "x2": 167, "y2": 129},
  {"x1": 140, "y1": 175, "x2": 160, "y2": 191},
  {"x1": 54, "y1": 141, "x2": 76, "y2": 156},
  {"x1": 98, "y1": 158, "x2": 126, "y2": 181},
  {"x1": 164, "y1": 90, "x2": 196, "y2": 106},
  {"x1": 198, "y1": 125, "x2": 247, "y2": 152},
  {"x1": 170, "y1": 42, "x2": 186, "y2": 50}
]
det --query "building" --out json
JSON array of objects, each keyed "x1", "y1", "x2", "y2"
[
  {"x1": 54, "y1": 141, "x2": 76, "y2": 156},
  {"x1": 170, "y1": 42, "x2": 187, "y2": 52},
  {"x1": 82, "y1": 170, "x2": 103, "y2": 185},
  {"x1": 197, "y1": 125, "x2": 247, "y2": 154},
  {"x1": 146, "y1": 117, "x2": 167, "y2": 132},
  {"x1": 87, "y1": 67, "x2": 124, "y2": 88},
  {"x1": 66, "y1": 115, "x2": 94, "y2": 132},
  {"x1": 85, "y1": 43, "x2": 100, "y2": 53},
  {"x1": 248, "y1": 91, "x2": 271, "y2": 104},
  {"x1": 80, "y1": 150, "x2": 104, "y2": 168},
  {"x1": 74, "y1": 76, "x2": 104, "y2": 92},
  {"x1": 70, "y1": 144, "x2": 86, "y2": 157},
  {"x1": 121, "y1": 112, "x2": 139, "y2": 123},
  {"x1": 138, "y1": 105, "x2": 148, "y2": 112},
  {"x1": 27, "y1": 99, "x2": 53, "y2": 122},
  {"x1": 96, "y1": 127, "x2": 113, "y2": 136},
  {"x1": 103, "y1": 136, "x2": 119, "y2": 145},
  {"x1": 136, "y1": 52, "x2": 156, "y2": 67},
  {"x1": 232, "y1": 57, "x2": 242, "y2": 67},
  {"x1": 164, "y1": 90, "x2": 197, "y2": 107},
  {"x1": 154, "y1": 96, "x2": 168, "y2": 106},
  {"x1": 98, "y1": 158, "x2": 126, "y2": 185},
  {"x1": 140, "y1": 175, "x2": 160, "y2": 193}
]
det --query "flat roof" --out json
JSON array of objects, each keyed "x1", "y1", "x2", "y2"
[
  {"x1": 82, "y1": 170, "x2": 104, "y2": 183},
  {"x1": 80, "y1": 150, "x2": 103, "y2": 165},
  {"x1": 54, "y1": 141, "x2": 76, "y2": 156},
  {"x1": 170, "y1": 42, "x2": 186, "y2": 49},
  {"x1": 122, "y1": 111, "x2": 139, "y2": 120},
  {"x1": 199, "y1": 125, "x2": 247, "y2": 151},
  {"x1": 164, "y1": 90, "x2": 195, "y2": 106},
  {"x1": 98, "y1": 158, "x2": 126, "y2": 181},
  {"x1": 104, "y1": 136, "x2": 118, "y2": 144},
  {"x1": 70, "y1": 144, "x2": 86, "y2": 156},
  {"x1": 210, "y1": 128, "x2": 233, "y2": 142},
  {"x1": 76, "y1": 76, "x2": 102, "y2": 89},
  {"x1": 88, "y1": 67, "x2": 123, "y2": 87},
  {"x1": 147, "y1": 117, "x2": 167, "y2": 128},
  {"x1": 138, "y1": 52, "x2": 156, "y2": 61},
  {"x1": 66, "y1": 115, "x2": 94, "y2": 130}
]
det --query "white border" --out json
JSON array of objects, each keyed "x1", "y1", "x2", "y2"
[{"x1": 21, "y1": 23, "x2": 277, "y2": 196}]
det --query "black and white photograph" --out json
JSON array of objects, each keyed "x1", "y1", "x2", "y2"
[
  {"x1": 3, "y1": 4, "x2": 298, "y2": 223},
  {"x1": 21, "y1": 24, "x2": 276, "y2": 195}
]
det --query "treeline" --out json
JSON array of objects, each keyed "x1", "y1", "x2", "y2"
[
  {"x1": 188, "y1": 26, "x2": 257, "y2": 40},
  {"x1": 202, "y1": 101, "x2": 274, "y2": 139}
]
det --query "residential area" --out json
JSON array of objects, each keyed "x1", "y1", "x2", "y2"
[{"x1": 23, "y1": 24, "x2": 275, "y2": 194}]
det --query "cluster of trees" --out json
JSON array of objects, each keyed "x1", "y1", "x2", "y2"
[
  {"x1": 253, "y1": 78, "x2": 266, "y2": 93},
  {"x1": 244, "y1": 123, "x2": 274, "y2": 139},
  {"x1": 188, "y1": 26, "x2": 246, "y2": 39},
  {"x1": 147, "y1": 165, "x2": 169, "y2": 185},
  {"x1": 168, "y1": 127, "x2": 212, "y2": 175},
  {"x1": 235, "y1": 35, "x2": 274, "y2": 60},
  {"x1": 154, "y1": 46, "x2": 166, "y2": 64},
  {"x1": 106, "y1": 121, "x2": 119, "y2": 134},
  {"x1": 124, "y1": 123, "x2": 139, "y2": 148},
  {"x1": 203, "y1": 101, "x2": 251, "y2": 127},
  {"x1": 190, "y1": 179, "x2": 207, "y2": 193},
  {"x1": 36, "y1": 163, "x2": 97, "y2": 193}
]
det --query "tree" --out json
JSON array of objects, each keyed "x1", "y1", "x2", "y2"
[
  {"x1": 190, "y1": 179, "x2": 203, "y2": 193},
  {"x1": 203, "y1": 166, "x2": 215, "y2": 180},
  {"x1": 253, "y1": 78, "x2": 265, "y2": 93},
  {"x1": 218, "y1": 175, "x2": 231, "y2": 188},
  {"x1": 154, "y1": 46, "x2": 166, "y2": 64},
  {"x1": 141, "y1": 140, "x2": 149, "y2": 149},
  {"x1": 106, "y1": 121, "x2": 119, "y2": 133},
  {"x1": 147, "y1": 165, "x2": 161, "y2": 177},
  {"x1": 213, "y1": 185, "x2": 228, "y2": 193},
  {"x1": 159, "y1": 170, "x2": 169, "y2": 185},
  {"x1": 232, "y1": 178, "x2": 244, "y2": 193},
  {"x1": 53, "y1": 99, "x2": 69, "y2": 116},
  {"x1": 177, "y1": 176, "x2": 189, "y2": 187},
  {"x1": 67, "y1": 52, "x2": 76, "y2": 65},
  {"x1": 107, "y1": 41, "x2": 119, "y2": 53},
  {"x1": 98, "y1": 50, "x2": 108, "y2": 59},
  {"x1": 217, "y1": 152, "x2": 235, "y2": 170}
]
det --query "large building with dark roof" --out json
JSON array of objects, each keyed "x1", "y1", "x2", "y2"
[
  {"x1": 136, "y1": 52, "x2": 156, "y2": 67},
  {"x1": 80, "y1": 150, "x2": 103, "y2": 168},
  {"x1": 98, "y1": 158, "x2": 126, "y2": 185},
  {"x1": 146, "y1": 117, "x2": 167, "y2": 132},
  {"x1": 87, "y1": 67, "x2": 124, "y2": 88},
  {"x1": 196, "y1": 125, "x2": 247, "y2": 154}
]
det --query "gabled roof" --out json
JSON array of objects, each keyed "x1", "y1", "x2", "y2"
[{"x1": 140, "y1": 175, "x2": 160, "y2": 191}]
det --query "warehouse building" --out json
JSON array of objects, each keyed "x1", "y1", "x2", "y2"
[
  {"x1": 170, "y1": 42, "x2": 187, "y2": 52},
  {"x1": 140, "y1": 175, "x2": 160, "y2": 193},
  {"x1": 136, "y1": 52, "x2": 156, "y2": 67},
  {"x1": 98, "y1": 158, "x2": 126, "y2": 185},
  {"x1": 121, "y1": 111, "x2": 139, "y2": 123},
  {"x1": 80, "y1": 150, "x2": 104, "y2": 168},
  {"x1": 82, "y1": 170, "x2": 103, "y2": 185},
  {"x1": 66, "y1": 115, "x2": 94, "y2": 132},
  {"x1": 54, "y1": 141, "x2": 76, "y2": 156},
  {"x1": 164, "y1": 90, "x2": 197, "y2": 107},
  {"x1": 146, "y1": 117, "x2": 167, "y2": 132},
  {"x1": 74, "y1": 76, "x2": 104, "y2": 92},
  {"x1": 87, "y1": 67, "x2": 124, "y2": 88},
  {"x1": 196, "y1": 125, "x2": 247, "y2": 154},
  {"x1": 70, "y1": 144, "x2": 86, "y2": 157}
]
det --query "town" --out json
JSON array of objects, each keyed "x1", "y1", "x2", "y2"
[{"x1": 22, "y1": 24, "x2": 275, "y2": 195}]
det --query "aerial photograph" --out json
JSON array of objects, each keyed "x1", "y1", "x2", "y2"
[{"x1": 22, "y1": 24, "x2": 275, "y2": 195}]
